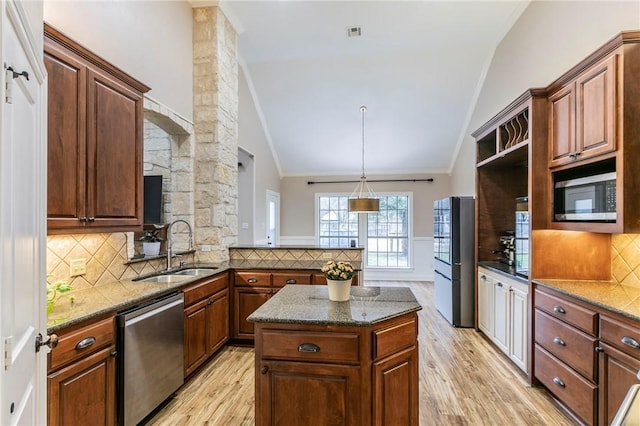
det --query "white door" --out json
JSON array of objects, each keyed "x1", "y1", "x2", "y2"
[
  {"x1": 1, "y1": 2, "x2": 48, "y2": 425},
  {"x1": 492, "y1": 280, "x2": 510, "y2": 354},
  {"x1": 477, "y1": 270, "x2": 493, "y2": 335},
  {"x1": 266, "y1": 190, "x2": 279, "y2": 247}
]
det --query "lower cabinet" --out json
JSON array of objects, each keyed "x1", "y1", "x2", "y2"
[
  {"x1": 47, "y1": 316, "x2": 116, "y2": 426},
  {"x1": 183, "y1": 273, "x2": 230, "y2": 377},
  {"x1": 254, "y1": 313, "x2": 419, "y2": 426},
  {"x1": 234, "y1": 287, "x2": 271, "y2": 339},
  {"x1": 477, "y1": 267, "x2": 529, "y2": 372},
  {"x1": 534, "y1": 285, "x2": 640, "y2": 425}
]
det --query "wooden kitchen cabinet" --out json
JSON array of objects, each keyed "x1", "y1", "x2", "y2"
[
  {"x1": 254, "y1": 313, "x2": 419, "y2": 426},
  {"x1": 48, "y1": 316, "x2": 116, "y2": 426},
  {"x1": 598, "y1": 314, "x2": 640, "y2": 425},
  {"x1": 44, "y1": 23, "x2": 150, "y2": 234},
  {"x1": 183, "y1": 273, "x2": 229, "y2": 376},
  {"x1": 548, "y1": 54, "x2": 617, "y2": 168}
]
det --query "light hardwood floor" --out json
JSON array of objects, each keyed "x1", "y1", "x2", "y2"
[{"x1": 146, "y1": 281, "x2": 574, "y2": 425}]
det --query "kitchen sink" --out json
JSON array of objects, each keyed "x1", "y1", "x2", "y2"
[
  {"x1": 136, "y1": 275, "x2": 191, "y2": 283},
  {"x1": 172, "y1": 268, "x2": 217, "y2": 276}
]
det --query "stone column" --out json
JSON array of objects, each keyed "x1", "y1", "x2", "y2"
[{"x1": 193, "y1": 6, "x2": 239, "y2": 262}]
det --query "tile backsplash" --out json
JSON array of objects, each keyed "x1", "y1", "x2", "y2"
[
  {"x1": 611, "y1": 234, "x2": 640, "y2": 287},
  {"x1": 229, "y1": 247, "x2": 362, "y2": 262},
  {"x1": 47, "y1": 233, "x2": 167, "y2": 289}
]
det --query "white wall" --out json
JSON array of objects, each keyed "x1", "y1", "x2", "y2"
[
  {"x1": 43, "y1": 0, "x2": 193, "y2": 120},
  {"x1": 238, "y1": 68, "x2": 281, "y2": 244},
  {"x1": 451, "y1": 1, "x2": 640, "y2": 194}
]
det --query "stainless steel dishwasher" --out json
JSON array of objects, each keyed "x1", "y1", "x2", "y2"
[{"x1": 117, "y1": 292, "x2": 184, "y2": 426}]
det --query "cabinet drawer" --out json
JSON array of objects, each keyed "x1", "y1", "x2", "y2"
[
  {"x1": 260, "y1": 330, "x2": 360, "y2": 364},
  {"x1": 374, "y1": 317, "x2": 417, "y2": 360},
  {"x1": 535, "y1": 344, "x2": 597, "y2": 425},
  {"x1": 234, "y1": 271, "x2": 271, "y2": 287},
  {"x1": 272, "y1": 272, "x2": 313, "y2": 288},
  {"x1": 535, "y1": 310, "x2": 597, "y2": 381},
  {"x1": 600, "y1": 315, "x2": 640, "y2": 359},
  {"x1": 49, "y1": 317, "x2": 115, "y2": 372},
  {"x1": 535, "y1": 289, "x2": 597, "y2": 335},
  {"x1": 183, "y1": 273, "x2": 229, "y2": 306}
]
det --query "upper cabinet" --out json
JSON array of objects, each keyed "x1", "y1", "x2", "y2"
[
  {"x1": 548, "y1": 53, "x2": 618, "y2": 168},
  {"x1": 45, "y1": 24, "x2": 150, "y2": 234},
  {"x1": 546, "y1": 31, "x2": 640, "y2": 233}
]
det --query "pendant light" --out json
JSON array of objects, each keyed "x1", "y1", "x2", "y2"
[{"x1": 348, "y1": 106, "x2": 379, "y2": 213}]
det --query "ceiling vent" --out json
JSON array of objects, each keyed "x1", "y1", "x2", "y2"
[{"x1": 346, "y1": 27, "x2": 362, "y2": 38}]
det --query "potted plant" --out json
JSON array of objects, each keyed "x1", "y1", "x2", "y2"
[
  {"x1": 321, "y1": 260, "x2": 356, "y2": 301},
  {"x1": 139, "y1": 224, "x2": 164, "y2": 256}
]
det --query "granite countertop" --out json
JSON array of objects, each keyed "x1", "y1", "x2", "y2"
[
  {"x1": 47, "y1": 262, "x2": 232, "y2": 333},
  {"x1": 478, "y1": 261, "x2": 528, "y2": 283},
  {"x1": 229, "y1": 259, "x2": 362, "y2": 271},
  {"x1": 247, "y1": 285, "x2": 422, "y2": 326},
  {"x1": 231, "y1": 245, "x2": 363, "y2": 250},
  {"x1": 534, "y1": 278, "x2": 640, "y2": 322}
]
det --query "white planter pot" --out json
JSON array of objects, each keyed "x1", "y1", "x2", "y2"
[
  {"x1": 326, "y1": 278, "x2": 352, "y2": 301},
  {"x1": 143, "y1": 241, "x2": 161, "y2": 257}
]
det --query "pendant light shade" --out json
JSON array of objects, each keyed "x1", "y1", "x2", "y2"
[{"x1": 349, "y1": 106, "x2": 379, "y2": 213}]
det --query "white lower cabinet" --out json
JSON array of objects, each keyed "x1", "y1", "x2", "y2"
[{"x1": 477, "y1": 266, "x2": 529, "y2": 373}]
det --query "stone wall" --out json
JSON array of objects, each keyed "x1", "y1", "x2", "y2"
[{"x1": 193, "y1": 6, "x2": 239, "y2": 262}]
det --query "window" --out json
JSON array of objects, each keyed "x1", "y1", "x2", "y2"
[
  {"x1": 316, "y1": 193, "x2": 411, "y2": 268},
  {"x1": 367, "y1": 195, "x2": 409, "y2": 267},
  {"x1": 317, "y1": 195, "x2": 359, "y2": 248}
]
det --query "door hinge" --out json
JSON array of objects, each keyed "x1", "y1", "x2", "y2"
[
  {"x1": 4, "y1": 336, "x2": 13, "y2": 370},
  {"x1": 4, "y1": 67, "x2": 13, "y2": 104}
]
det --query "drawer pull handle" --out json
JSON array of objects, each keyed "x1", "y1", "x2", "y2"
[
  {"x1": 553, "y1": 305, "x2": 566, "y2": 314},
  {"x1": 553, "y1": 336, "x2": 566, "y2": 346},
  {"x1": 75, "y1": 337, "x2": 96, "y2": 350},
  {"x1": 621, "y1": 336, "x2": 640, "y2": 349},
  {"x1": 286, "y1": 279, "x2": 297, "y2": 284},
  {"x1": 552, "y1": 377, "x2": 566, "y2": 388},
  {"x1": 298, "y1": 343, "x2": 320, "y2": 353},
  {"x1": 247, "y1": 278, "x2": 258, "y2": 283}
]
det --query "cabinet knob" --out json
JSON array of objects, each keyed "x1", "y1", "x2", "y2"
[
  {"x1": 80, "y1": 217, "x2": 88, "y2": 223},
  {"x1": 595, "y1": 347, "x2": 604, "y2": 353},
  {"x1": 621, "y1": 336, "x2": 640, "y2": 349},
  {"x1": 88, "y1": 217, "x2": 95, "y2": 222},
  {"x1": 552, "y1": 377, "x2": 566, "y2": 388},
  {"x1": 552, "y1": 336, "x2": 566, "y2": 346},
  {"x1": 481, "y1": 275, "x2": 486, "y2": 280},
  {"x1": 553, "y1": 305, "x2": 566, "y2": 314},
  {"x1": 110, "y1": 350, "x2": 118, "y2": 357},
  {"x1": 260, "y1": 366, "x2": 269, "y2": 375},
  {"x1": 496, "y1": 282, "x2": 503, "y2": 287}
]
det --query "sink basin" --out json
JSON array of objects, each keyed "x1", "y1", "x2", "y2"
[
  {"x1": 172, "y1": 268, "x2": 217, "y2": 276},
  {"x1": 136, "y1": 275, "x2": 191, "y2": 283}
]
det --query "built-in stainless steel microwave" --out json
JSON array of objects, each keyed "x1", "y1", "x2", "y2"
[{"x1": 554, "y1": 172, "x2": 616, "y2": 222}]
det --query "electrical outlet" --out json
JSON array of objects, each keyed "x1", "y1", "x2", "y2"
[
  {"x1": 70, "y1": 258, "x2": 87, "y2": 277},
  {"x1": 322, "y1": 253, "x2": 333, "y2": 259},
  {"x1": 201, "y1": 245, "x2": 212, "y2": 252}
]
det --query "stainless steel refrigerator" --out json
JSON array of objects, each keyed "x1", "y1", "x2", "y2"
[{"x1": 433, "y1": 196, "x2": 475, "y2": 327}]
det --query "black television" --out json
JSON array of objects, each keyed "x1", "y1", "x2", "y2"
[{"x1": 143, "y1": 175, "x2": 163, "y2": 224}]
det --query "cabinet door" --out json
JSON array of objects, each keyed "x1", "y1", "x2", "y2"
[
  {"x1": 509, "y1": 286, "x2": 528, "y2": 372},
  {"x1": 373, "y1": 346, "x2": 419, "y2": 426},
  {"x1": 44, "y1": 43, "x2": 87, "y2": 228},
  {"x1": 86, "y1": 67, "x2": 143, "y2": 228},
  {"x1": 256, "y1": 360, "x2": 360, "y2": 426},
  {"x1": 492, "y1": 280, "x2": 510, "y2": 354},
  {"x1": 477, "y1": 271, "x2": 493, "y2": 335},
  {"x1": 575, "y1": 54, "x2": 617, "y2": 160},
  {"x1": 207, "y1": 289, "x2": 230, "y2": 355},
  {"x1": 48, "y1": 346, "x2": 116, "y2": 426},
  {"x1": 548, "y1": 84, "x2": 576, "y2": 167},
  {"x1": 233, "y1": 288, "x2": 271, "y2": 339},
  {"x1": 184, "y1": 299, "x2": 208, "y2": 376},
  {"x1": 599, "y1": 342, "x2": 640, "y2": 425}
]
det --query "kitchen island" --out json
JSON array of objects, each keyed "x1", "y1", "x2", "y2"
[{"x1": 248, "y1": 285, "x2": 422, "y2": 426}]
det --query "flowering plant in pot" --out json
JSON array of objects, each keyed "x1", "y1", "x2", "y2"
[
  {"x1": 321, "y1": 261, "x2": 356, "y2": 301},
  {"x1": 139, "y1": 224, "x2": 164, "y2": 256}
]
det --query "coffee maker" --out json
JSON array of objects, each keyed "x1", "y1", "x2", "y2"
[{"x1": 499, "y1": 231, "x2": 515, "y2": 266}]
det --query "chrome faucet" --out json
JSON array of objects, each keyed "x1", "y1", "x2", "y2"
[{"x1": 166, "y1": 219, "x2": 193, "y2": 271}]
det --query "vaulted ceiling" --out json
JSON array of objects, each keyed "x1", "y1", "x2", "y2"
[{"x1": 220, "y1": 1, "x2": 530, "y2": 176}]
